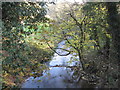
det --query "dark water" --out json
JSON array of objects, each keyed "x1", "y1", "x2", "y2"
[{"x1": 21, "y1": 41, "x2": 84, "y2": 88}]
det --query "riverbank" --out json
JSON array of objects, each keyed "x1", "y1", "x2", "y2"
[
  {"x1": 21, "y1": 40, "x2": 80, "y2": 88},
  {"x1": 77, "y1": 50, "x2": 119, "y2": 88},
  {"x1": 2, "y1": 39, "x2": 55, "y2": 89}
]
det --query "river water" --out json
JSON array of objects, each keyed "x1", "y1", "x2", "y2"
[{"x1": 21, "y1": 41, "x2": 81, "y2": 88}]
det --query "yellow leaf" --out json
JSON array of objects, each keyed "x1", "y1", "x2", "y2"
[
  {"x1": 37, "y1": 80, "x2": 42, "y2": 82},
  {"x1": 85, "y1": 64, "x2": 89, "y2": 66},
  {"x1": 30, "y1": 73, "x2": 33, "y2": 76},
  {"x1": 19, "y1": 72, "x2": 24, "y2": 76}
]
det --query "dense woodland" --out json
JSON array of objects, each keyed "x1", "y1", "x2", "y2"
[{"x1": 1, "y1": 1, "x2": 120, "y2": 89}]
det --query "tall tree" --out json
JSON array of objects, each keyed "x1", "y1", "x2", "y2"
[{"x1": 106, "y1": 2, "x2": 120, "y2": 63}]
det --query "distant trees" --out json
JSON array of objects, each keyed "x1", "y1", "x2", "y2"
[
  {"x1": 45, "y1": 3, "x2": 87, "y2": 70},
  {"x1": 46, "y1": 2, "x2": 111, "y2": 70}
]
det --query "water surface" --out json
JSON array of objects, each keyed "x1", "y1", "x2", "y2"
[{"x1": 21, "y1": 41, "x2": 80, "y2": 88}]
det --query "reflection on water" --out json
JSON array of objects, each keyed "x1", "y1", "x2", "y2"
[{"x1": 21, "y1": 41, "x2": 80, "y2": 88}]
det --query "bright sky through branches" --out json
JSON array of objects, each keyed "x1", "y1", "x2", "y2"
[{"x1": 56, "y1": 0, "x2": 83, "y2": 3}]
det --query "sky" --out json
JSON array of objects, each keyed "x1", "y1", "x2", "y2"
[
  {"x1": 56, "y1": 0, "x2": 83, "y2": 3},
  {"x1": 35, "y1": 0, "x2": 83, "y2": 3}
]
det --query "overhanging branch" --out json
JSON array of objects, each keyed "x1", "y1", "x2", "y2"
[
  {"x1": 62, "y1": 31, "x2": 79, "y2": 50},
  {"x1": 43, "y1": 35, "x2": 71, "y2": 56}
]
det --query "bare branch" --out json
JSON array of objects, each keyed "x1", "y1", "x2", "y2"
[
  {"x1": 69, "y1": 13, "x2": 82, "y2": 28},
  {"x1": 80, "y1": 15, "x2": 87, "y2": 26},
  {"x1": 43, "y1": 35, "x2": 71, "y2": 56},
  {"x1": 62, "y1": 31, "x2": 78, "y2": 50}
]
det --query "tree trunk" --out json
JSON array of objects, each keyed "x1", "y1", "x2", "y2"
[
  {"x1": 104, "y1": 35, "x2": 110, "y2": 59},
  {"x1": 93, "y1": 28, "x2": 100, "y2": 50},
  {"x1": 77, "y1": 50, "x2": 84, "y2": 70},
  {"x1": 106, "y1": 2, "x2": 120, "y2": 64}
]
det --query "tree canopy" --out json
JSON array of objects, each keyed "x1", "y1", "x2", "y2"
[{"x1": 1, "y1": 2, "x2": 120, "y2": 88}]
